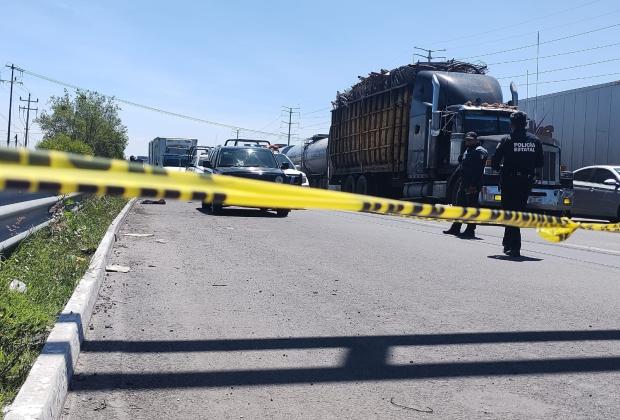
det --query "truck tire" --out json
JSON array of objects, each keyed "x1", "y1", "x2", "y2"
[
  {"x1": 276, "y1": 209, "x2": 290, "y2": 217},
  {"x1": 355, "y1": 175, "x2": 369, "y2": 195},
  {"x1": 343, "y1": 175, "x2": 356, "y2": 193}
]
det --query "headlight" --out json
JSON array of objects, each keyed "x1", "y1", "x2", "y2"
[
  {"x1": 274, "y1": 176, "x2": 284, "y2": 183},
  {"x1": 302, "y1": 175, "x2": 308, "y2": 184}
]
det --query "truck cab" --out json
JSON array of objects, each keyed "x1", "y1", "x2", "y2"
[
  {"x1": 406, "y1": 71, "x2": 572, "y2": 215},
  {"x1": 445, "y1": 105, "x2": 571, "y2": 214}
]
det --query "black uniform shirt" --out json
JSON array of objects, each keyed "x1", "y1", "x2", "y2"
[
  {"x1": 492, "y1": 128, "x2": 544, "y2": 176},
  {"x1": 461, "y1": 144, "x2": 488, "y2": 189}
]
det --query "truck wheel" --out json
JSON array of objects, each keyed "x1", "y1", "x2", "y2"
[
  {"x1": 276, "y1": 209, "x2": 290, "y2": 217},
  {"x1": 355, "y1": 175, "x2": 369, "y2": 195},
  {"x1": 343, "y1": 175, "x2": 356, "y2": 193},
  {"x1": 201, "y1": 201, "x2": 209, "y2": 210}
]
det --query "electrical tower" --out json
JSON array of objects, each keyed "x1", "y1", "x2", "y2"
[
  {"x1": 413, "y1": 46, "x2": 446, "y2": 63},
  {"x1": 1, "y1": 64, "x2": 23, "y2": 147},
  {"x1": 19, "y1": 93, "x2": 38, "y2": 148},
  {"x1": 282, "y1": 106, "x2": 300, "y2": 146}
]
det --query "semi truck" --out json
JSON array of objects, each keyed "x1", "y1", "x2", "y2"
[
  {"x1": 148, "y1": 137, "x2": 198, "y2": 169},
  {"x1": 285, "y1": 61, "x2": 572, "y2": 214}
]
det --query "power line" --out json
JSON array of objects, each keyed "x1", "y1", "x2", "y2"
[
  {"x1": 460, "y1": 22, "x2": 620, "y2": 60},
  {"x1": 495, "y1": 57, "x2": 620, "y2": 80},
  {"x1": 13, "y1": 65, "x2": 286, "y2": 138},
  {"x1": 446, "y1": 7, "x2": 620, "y2": 53},
  {"x1": 487, "y1": 41, "x2": 620, "y2": 66},
  {"x1": 303, "y1": 106, "x2": 331, "y2": 115},
  {"x1": 506, "y1": 72, "x2": 620, "y2": 88},
  {"x1": 427, "y1": 0, "x2": 601, "y2": 47}
]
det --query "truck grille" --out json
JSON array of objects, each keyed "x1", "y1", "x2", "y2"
[{"x1": 536, "y1": 148, "x2": 559, "y2": 185}]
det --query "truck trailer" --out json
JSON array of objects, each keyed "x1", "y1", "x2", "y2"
[
  {"x1": 519, "y1": 80, "x2": 620, "y2": 171},
  {"x1": 285, "y1": 61, "x2": 572, "y2": 214},
  {"x1": 148, "y1": 137, "x2": 198, "y2": 169}
]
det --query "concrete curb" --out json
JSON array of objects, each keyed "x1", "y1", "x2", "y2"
[{"x1": 4, "y1": 198, "x2": 136, "y2": 420}]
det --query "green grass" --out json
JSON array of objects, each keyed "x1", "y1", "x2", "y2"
[{"x1": 0, "y1": 196, "x2": 127, "y2": 408}]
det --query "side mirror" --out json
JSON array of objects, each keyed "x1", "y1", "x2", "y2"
[
  {"x1": 603, "y1": 178, "x2": 620, "y2": 188},
  {"x1": 295, "y1": 164, "x2": 301, "y2": 171},
  {"x1": 280, "y1": 162, "x2": 290, "y2": 170}
]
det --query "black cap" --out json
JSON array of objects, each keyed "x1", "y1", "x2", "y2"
[
  {"x1": 465, "y1": 131, "x2": 478, "y2": 141},
  {"x1": 510, "y1": 111, "x2": 527, "y2": 128}
]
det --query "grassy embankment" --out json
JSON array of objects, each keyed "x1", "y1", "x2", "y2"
[{"x1": 0, "y1": 196, "x2": 127, "y2": 408}]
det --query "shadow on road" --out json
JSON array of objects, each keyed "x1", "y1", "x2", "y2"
[
  {"x1": 196, "y1": 207, "x2": 285, "y2": 218},
  {"x1": 68, "y1": 330, "x2": 620, "y2": 391},
  {"x1": 488, "y1": 254, "x2": 543, "y2": 262}
]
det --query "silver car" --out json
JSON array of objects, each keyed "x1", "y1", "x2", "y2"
[{"x1": 572, "y1": 165, "x2": 620, "y2": 221}]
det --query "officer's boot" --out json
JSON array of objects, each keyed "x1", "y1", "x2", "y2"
[
  {"x1": 443, "y1": 222, "x2": 461, "y2": 236},
  {"x1": 459, "y1": 225, "x2": 476, "y2": 239}
]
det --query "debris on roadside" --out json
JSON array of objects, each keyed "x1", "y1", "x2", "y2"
[
  {"x1": 155, "y1": 239, "x2": 167, "y2": 244},
  {"x1": 141, "y1": 199, "x2": 166, "y2": 205},
  {"x1": 9, "y1": 279, "x2": 27, "y2": 293},
  {"x1": 105, "y1": 265, "x2": 131, "y2": 273}
]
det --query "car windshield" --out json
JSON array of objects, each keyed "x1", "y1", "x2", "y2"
[
  {"x1": 163, "y1": 156, "x2": 189, "y2": 167},
  {"x1": 218, "y1": 148, "x2": 277, "y2": 168},
  {"x1": 275, "y1": 154, "x2": 294, "y2": 167},
  {"x1": 464, "y1": 113, "x2": 511, "y2": 136}
]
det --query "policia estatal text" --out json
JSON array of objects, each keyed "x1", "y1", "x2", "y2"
[{"x1": 492, "y1": 111, "x2": 543, "y2": 257}]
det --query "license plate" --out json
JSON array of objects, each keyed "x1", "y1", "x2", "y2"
[{"x1": 528, "y1": 196, "x2": 544, "y2": 204}]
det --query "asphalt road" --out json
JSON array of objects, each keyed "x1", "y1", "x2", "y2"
[{"x1": 62, "y1": 200, "x2": 620, "y2": 419}]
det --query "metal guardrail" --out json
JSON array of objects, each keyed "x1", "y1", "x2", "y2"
[{"x1": 0, "y1": 194, "x2": 82, "y2": 254}]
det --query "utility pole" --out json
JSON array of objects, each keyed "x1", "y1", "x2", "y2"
[
  {"x1": 236, "y1": 129, "x2": 240, "y2": 139},
  {"x1": 1, "y1": 64, "x2": 23, "y2": 147},
  {"x1": 19, "y1": 93, "x2": 38, "y2": 148},
  {"x1": 282, "y1": 106, "x2": 300, "y2": 146},
  {"x1": 413, "y1": 46, "x2": 446, "y2": 63},
  {"x1": 534, "y1": 31, "x2": 540, "y2": 125}
]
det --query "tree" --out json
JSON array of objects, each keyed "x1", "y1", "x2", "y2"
[
  {"x1": 36, "y1": 89, "x2": 128, "y2": 158},
  {"x1": 36, "y1": 134, "x2": 94, "y2": 155}
]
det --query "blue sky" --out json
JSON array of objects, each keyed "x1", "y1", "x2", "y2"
[{"x1": 1, "y1": 0, "x2": 619, "y2": 156}]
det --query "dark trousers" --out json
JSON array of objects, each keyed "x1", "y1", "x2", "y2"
[
  {"x1": 500, "y1": 175, "x2": 531, "y2": 251},
  {"x1": 448, "y1": 187, "x2": 480, "y2": 233}
]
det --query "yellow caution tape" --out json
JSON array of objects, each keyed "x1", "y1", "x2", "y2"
[{"x1": 0, "y1": 148, "x2": 617, "y2": 242}]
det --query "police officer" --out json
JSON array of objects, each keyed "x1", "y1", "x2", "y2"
[
  {"x1": 443, "y1": 131, "x2": 488, "y2": 239},
  {"x1": 492, "y1": 111, "x2": 544, "y2": 257}
]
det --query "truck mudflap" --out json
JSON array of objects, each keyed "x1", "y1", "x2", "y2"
[{"x1": 480, "y1": 185, "x2": 573, "y2": 213}]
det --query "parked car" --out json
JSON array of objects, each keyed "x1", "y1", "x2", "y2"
[
  {"x1": 274, "y1": 153, "x2": 309, "y2": 187},
  {"x1": 203, "y1": 146, "x2": 291, "y2": 216},
  {"x1": 572, "y1": 165, "x2": 620, "y2": 221}
]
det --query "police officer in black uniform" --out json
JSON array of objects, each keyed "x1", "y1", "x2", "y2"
[
  {"x1": 444, "y1": 131, "x2": 488, "y2": 239},
  {"x1": 492, "y1": 111, "x2": 544, "y2": 257}
]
